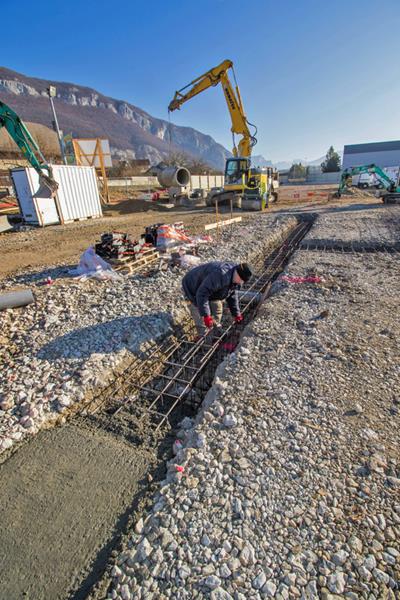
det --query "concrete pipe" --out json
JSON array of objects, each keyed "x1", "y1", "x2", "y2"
[
  {"x1": 157, "y1": 167, "x2": 190, "y2": 188},
  {"x1": 0, "y1": 289, "x2": 35, "y2": 311}
]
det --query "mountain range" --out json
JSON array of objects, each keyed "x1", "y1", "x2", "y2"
[
  {"x1": 0, "y1": 66, "x2": 231, "y2": 170},
  {"x1": 0, "y1": 66, "x2": 337, "y2": 172}
]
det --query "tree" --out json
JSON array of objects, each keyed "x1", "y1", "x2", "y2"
[
  {"x1": 164, "y1": 151, "x2": 192, "y2": 169},
  {"x1": 187, "y1": 157, "x2": 213, "y2": 174},
  {"x1": 321, "y1": 146, "x2": 341, "y2": 172},
  {"x1": 288, "y1": 162, "x2": 307, "y2": 179},
  {"x1": 164, "y1": 151, "x2": 215, "y2": 174}
]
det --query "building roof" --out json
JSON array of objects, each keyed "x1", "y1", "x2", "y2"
[{"x1": 344, "y1": 141, "x2": 400, "y2": 155}]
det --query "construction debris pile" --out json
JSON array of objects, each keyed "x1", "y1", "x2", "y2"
[
  {"x1": 0, "y1": 214, "x2": 295, "y2": 454},
  {"x1": 95, "y1": 232, "x2": 141, "y2": 260},
  {"x1": 107, "y1": 207, "x2": 400, "y2": 600}
]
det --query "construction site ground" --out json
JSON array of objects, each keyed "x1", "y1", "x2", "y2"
[
  {"x1": 0, "y1": 210, "x2": 297, "y2": 599},
  {"x1": 1, "y1": 188, "x2": 398, "y2": 600},
  {"x1": 0, "y1": 184, "x2": 364, "y2": 281},
  {"x1": 106, "y1": 203, "x2": 400, "y2": 600}
]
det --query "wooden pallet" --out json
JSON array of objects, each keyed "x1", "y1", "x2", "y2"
[{"x1": 108, "y1": 247, "x2": 160, "y2": 275}]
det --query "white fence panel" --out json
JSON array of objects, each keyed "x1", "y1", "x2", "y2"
[
  {"x1": 107, "y1": 174, "x2": 225, "y2": 190},
  {"x1": 107, "y1": 176, "x2": 158, "y2": 187}
]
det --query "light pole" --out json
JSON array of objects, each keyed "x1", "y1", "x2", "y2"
[{"x1": 47, "y1": 85, "x2": 67, "y2": 165}]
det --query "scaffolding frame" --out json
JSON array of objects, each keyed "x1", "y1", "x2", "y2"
[{"x1": 72, "y1": 138, "x2": 111, "y2": 204}]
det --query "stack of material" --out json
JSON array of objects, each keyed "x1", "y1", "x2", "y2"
[
  {"x1": 143, "y1": 222, "x2": 188, "y2": 248},
  {"x1": 143, "y1": 224, "x2": 163, "y2": 247},
  {"x1": 156, "y1": 222, "x2": 192, "y2": 250},
  {"x1": 94, "y1": 231, "x2": 161, "y2": 275},
  {"x1": 95, "y1": 232, "x2": 140, "y2": 260}
]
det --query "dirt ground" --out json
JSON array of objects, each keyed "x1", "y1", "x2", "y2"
[
  {"x1": 0, "y1": 198, "x2": 215, "y2": 280},
  {"x1": 0, "y1": 185, "x2": 378, "y2": 281}
]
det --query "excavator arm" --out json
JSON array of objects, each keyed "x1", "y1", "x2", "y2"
[
  {"x1": 168, "y1": 59, "x2": 257, "y2": 158},
  {"x1": 0, "y1": 100, "x2": 58, "y2": 197},
  {"x1": 336, "y1": 163, "x2": 397, "y2": 196},
  {"x1": 366, "y1": 165, "x2": 396, "y2": 190}
]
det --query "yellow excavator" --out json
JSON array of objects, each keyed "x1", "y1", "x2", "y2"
[{"x1": 168, "y1": 59, "x2": 279, "y2": 210}]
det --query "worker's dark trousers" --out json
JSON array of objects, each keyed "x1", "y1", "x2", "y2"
[{"x1": 186, "y1": 300, "x2": 223, "y2": 336}]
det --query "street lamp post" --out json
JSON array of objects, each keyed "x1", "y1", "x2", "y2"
[{"x1": 47, "y1": 85, "x2": 67, "y2": 165}]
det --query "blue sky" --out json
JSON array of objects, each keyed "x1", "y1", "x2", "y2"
[{"x1": 1, "y1": 0, "x2": 400, "y2": 162}]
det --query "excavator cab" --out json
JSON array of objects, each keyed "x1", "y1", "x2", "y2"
[{"x1": 224, "y1": 158, "x2": 250, "y2": 186}]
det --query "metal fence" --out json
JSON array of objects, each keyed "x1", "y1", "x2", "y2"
[
  {"x1": 305, "y1": 171, "x2": 341, "y2": 184},
  {"x1": 189, "y1": 174, "x2": 224, "y2": 190}
]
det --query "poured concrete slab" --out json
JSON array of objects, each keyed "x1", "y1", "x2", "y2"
[{"x1": 0, "y1": 421, "x2": 154, "y2": 599}]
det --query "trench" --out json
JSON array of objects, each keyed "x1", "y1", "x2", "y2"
[
  {"x1": 0, "y1": 216, "x2": 314, "y2": 600},
  {"x1": 89, "y1": 217, "x2": 314, "y2": 436}
]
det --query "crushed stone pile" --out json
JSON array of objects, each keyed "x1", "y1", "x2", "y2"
[
  {"x1": 107, "y1": 212, "x2": 400, "y2": 599},
  {"x1": 0, "y1": 215, "x2": 296, "y2": 454}
]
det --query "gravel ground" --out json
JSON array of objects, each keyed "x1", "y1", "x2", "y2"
[
  {"x1": 0, "y1": 214, "x2": 296, "y2": 455},
  {"x1": 303, "y1": 205, "x2": 399, "y2": 245},
  {"x1": 107, "y1": 209, "x2": 400, "y2": 599}
]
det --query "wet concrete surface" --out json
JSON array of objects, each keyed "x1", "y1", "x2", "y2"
[{"x1": 0, "y1": 421, "x2": 156, "y2": 600}]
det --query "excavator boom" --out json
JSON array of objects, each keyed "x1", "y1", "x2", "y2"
[
  {"x1": 336, "y1": 163, "x2": 399, "y2": 197},
  {"x1": 0, "y1": 100, "x2": 58, "y2": 197},
  {"x1": 168, "y1": 59, "x2": 256, "y2": 158},
  {"x1": 167, "y1": 60, "x2": 278, "y2": 211}
]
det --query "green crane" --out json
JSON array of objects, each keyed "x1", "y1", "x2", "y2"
[
  {"x1": 335, "y1": 163, "x2": 400, "y2": 204},
  {"x1": 0, "y1": 100, "x2": 58, "y2": 197}
]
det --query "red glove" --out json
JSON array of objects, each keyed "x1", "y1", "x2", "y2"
[
  {"x1": 235, "y1": 314, "x2": 243, "y2": 323},
  {"x1": 203, "y1": 315, "x2": 213, "y2": 328}
]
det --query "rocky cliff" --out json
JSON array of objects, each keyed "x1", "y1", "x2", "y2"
[{"x1": 0, "y1": 66, "x2": 231, "y2": 169}]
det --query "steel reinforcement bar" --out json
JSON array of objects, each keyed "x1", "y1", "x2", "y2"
[
  {"x1": 300, "y1": 240, "x2": 400, "y2": 254},
  {"x1": 107, "y1": 219, "x2": 313, "y2": 430}
]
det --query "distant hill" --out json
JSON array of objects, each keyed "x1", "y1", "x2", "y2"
[
  {"x1": 0, "y1": 121, "x2": 60, "y2": 157},
  {"x1": 0, "y1": 66, "x2": 231, "y2": 170}
]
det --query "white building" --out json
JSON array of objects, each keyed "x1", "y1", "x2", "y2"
[{"x1": 342, "y1": 141, "x2": 400, "y2": 171}]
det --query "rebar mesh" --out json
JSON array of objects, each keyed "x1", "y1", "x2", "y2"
[{"x1": 100, "y1": 220, "x2": 312, "y2": 430}]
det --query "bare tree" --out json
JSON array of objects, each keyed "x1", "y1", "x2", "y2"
[{"x1": 164, "y1": 151, "x2": 192, "y2": 168}]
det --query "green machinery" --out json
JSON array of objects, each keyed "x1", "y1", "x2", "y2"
[
  {"x1": 0, "y1": 100, "x2": 58, "y2": 197},
  {"x1": 335, "y1": 164, "x2": 400, "y2": 204}
]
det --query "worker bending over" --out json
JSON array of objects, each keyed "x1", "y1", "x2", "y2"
[{"x1": 182, "y1": 261, "x2": 252, "y2": 337}]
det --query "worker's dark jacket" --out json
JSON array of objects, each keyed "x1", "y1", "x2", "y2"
[{"x1": 182, "y1": 261, "x2": 241, "y2": 318}]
